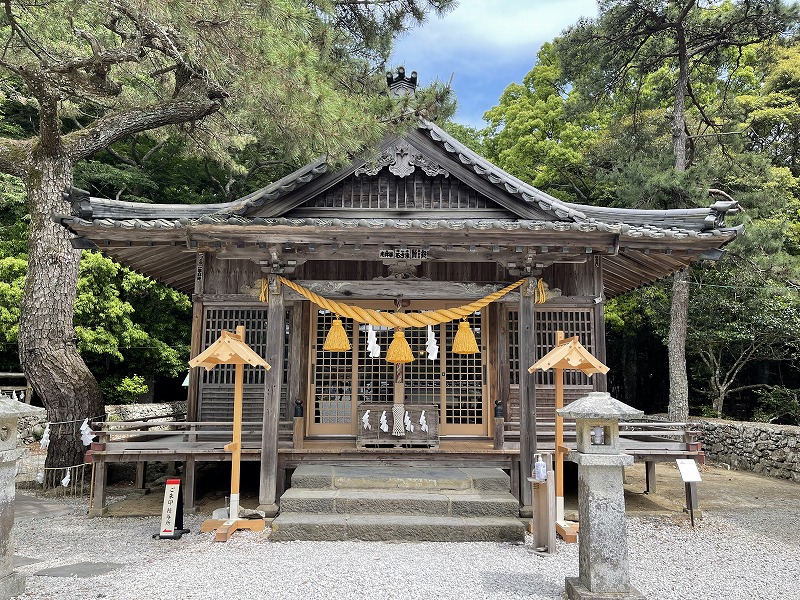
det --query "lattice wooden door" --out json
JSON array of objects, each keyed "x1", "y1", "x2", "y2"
[
  {"x1": 440, "y1": 311, "x2": 487, "y2": 435},
  {"x1": 309, "y1": 310, "x2": 356, "y2": 435},
  {"x1": 307, "y1": 304, "x2": 489, "y2": 437}
]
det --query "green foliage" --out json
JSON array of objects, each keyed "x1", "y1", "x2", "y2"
[
  {"x1": 684, "y1": 260, "x2": 800, "y2": 416},
  {"x1": 605, "y1": 286, "x2": 669, "y2": 336},
  {"x1": 476, "y1": 1, "x2": 800, "y2": 422},
  {"x1": 0, "y1": 256, "x2": 25, "y2": 369},
  {"x1": 0, "y1": 174, "x2": 27, "y2": 257},
  {"x1": 753, "y1": 386, "x2": 800, "y2": 424},
  {"x1": 74, "y1": 252, "x2": 191, "y2": 399},
  {"x1": 483, "y1": 43, "x2": 604, "y2": 202},
  {"x1": 100, "y1": 374, "x2": 148, "y2": 405}
]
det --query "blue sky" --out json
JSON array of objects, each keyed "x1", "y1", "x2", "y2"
[{"x1": 390, "y1": 0, "x2": 598, "y2": 128}]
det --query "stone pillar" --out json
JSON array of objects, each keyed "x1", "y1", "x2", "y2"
[
  {"x1": 558, "y1": 392, "x2": 646, "y2": 600},
  {"x1": 0, "y1": 395, "x2": 44, "y2": 599}
]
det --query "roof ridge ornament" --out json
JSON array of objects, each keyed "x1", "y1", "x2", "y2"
[
  {"x1": 387, "y1": 66, "x2": 417, "y2": 97},
  {"x1": 354, "y1": 141, "x2": 449, "y2": 178}
]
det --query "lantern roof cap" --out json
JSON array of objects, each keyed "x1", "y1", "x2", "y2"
[{"x1": 558, "y1": 392, "x2": 643, "y2": 421}]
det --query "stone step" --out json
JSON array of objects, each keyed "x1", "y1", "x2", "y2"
[
  {"x1": 289, "y1": 465, "x2": 510, "y2": 493},
  {"x1": 279, "y1": 488, "x2": 520, "y2": 517},
  {"x1": 270, "y1": 513, "x2": 526, "y2": 543}
]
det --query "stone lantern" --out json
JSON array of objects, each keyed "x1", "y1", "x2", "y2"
[
  {"x1": 0, "y1": 394, "x2": 44, "y2": 599},
  {"x1": 557, "y1": 391, "x2": 646, "y2": 600}
]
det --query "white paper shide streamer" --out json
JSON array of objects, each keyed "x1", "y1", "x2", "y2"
[
  {"x1": 426, "y1": 325, "x2": 439, "y2": 361},
  {"x1": 379, "y1": 410, "x2": 389, "y2": 433},
  {"x1": 366, "y1": 324, "x2": 381, "y2": 358},
  {"x1": 39, "y1": 423, "x2": 50, "y2": 450},
  {"x1": 80, "y1": 418, "x2": 96, "y2": 446},
  {"x1": 61, "y1": 467, "x2": 71, "y2": 487},
  {"x1": 404, "y1": 410, "x2": 414, "y2": 433},
  {"x1": 361, "y1": 409, "x2": 371, "y2": 430},
  {"x1": 419, "y1": 410, "x2": 429, "y2": 433}
]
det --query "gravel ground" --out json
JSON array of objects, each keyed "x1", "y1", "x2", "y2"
[{"x1": 11, "y1": 492, "x2": 800, "y2": 600}]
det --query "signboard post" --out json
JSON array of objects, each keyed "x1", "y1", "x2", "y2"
[
  {"x1": 676, "y1": 458, "x2": 702, "y2": 527},
  {"x1": 156, "y1": 478, "x2": 190, "y2": 540}
]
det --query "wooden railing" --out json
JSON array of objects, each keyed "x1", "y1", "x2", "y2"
[
  {"x1": 494, "y1": 417, "x2": 700, "y2": 454},
  {"x1": 90, "y1": 419, "x2": 295, "y2": 446},
  {"x1": 0, "y1": 371, "x2": 32, "y2": 403}
]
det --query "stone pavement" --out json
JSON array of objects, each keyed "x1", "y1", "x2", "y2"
[
  {"x1": 32, "y1": 562, "x2": 123, "y2": 578},
  {"x1": 14, "y1": 494, "x2": 74, "y2": 520},
  {"x1": 13, "y1": 494, "x2": 123, "y2": 579}
]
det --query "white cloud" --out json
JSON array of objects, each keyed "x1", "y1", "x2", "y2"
[{"x1": 390, "y1": 0, "x2": 598, "y2": 126}]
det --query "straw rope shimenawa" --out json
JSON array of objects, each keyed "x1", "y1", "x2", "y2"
[{"x1": 275, "y1": 277, "x2": 535, "y2": 328}]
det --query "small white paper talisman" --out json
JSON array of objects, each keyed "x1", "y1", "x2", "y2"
[{"x1": 676, "y1": 459, "x2": 702, "y2": 482}]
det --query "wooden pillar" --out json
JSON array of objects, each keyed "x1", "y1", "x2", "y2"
[
  {"x1": 259, "y1": 275, "x2": 284, "y2": 515},
  {"x1": 496, "y1": 304, "x2": 510, "y2": 422},
  {"x1": 187, "y1": 252, "x2": 206, "y2": 422},
  {"x1": 134, "y1": 462, "x2": 147, "y2": 489},
  {"x1": 183, "y1": 456, "x2": 196, "y2": 513},
  {"x1": 228, "y1": 343, "x2": 245, "y2": 519},
  {"x1": 293, "y1": 416, "x2": 305, "y2": 449},
  {"x1": 493, "y1": 403, "x2": 505, "y2": 450},
  {"x1": 592, "y1": 256, "x2": 608, "y2": 392},
  {"x1": 88, "y1": 460, "x2": 107, "y2": 517},
  {"x1": 287, "y1": 304, "x2": 303, "y2": 435},
  {"x1": 645, "y1": 460, "x2": 656, "y2": 494},
  {"x1": 518, "y1": 278, "x2": 537, "y2": 511},
  {"x1": 554, "y1": 331, "x2": 565, "y2": 522}
]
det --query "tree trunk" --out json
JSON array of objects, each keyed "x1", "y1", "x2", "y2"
[
  {"x1": 667, "y1": 25, "x2": 691, "y2": 423},
  {"x1": 17, "y1": 155, "x2": 105, "y2": 474},
  {"x1": 712, "y1": 391, "x2": 725, "y2": 418},
  {"x1": 668, "y1": 269, "x2": 690, "y2": 422}
]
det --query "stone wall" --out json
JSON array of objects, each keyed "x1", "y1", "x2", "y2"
[
  {"x1": 695, "y1": 418, "x2": 800, "y2": 482},
  {"x1": 15, "y1": 401, "x2": 187, "y2": 446}
]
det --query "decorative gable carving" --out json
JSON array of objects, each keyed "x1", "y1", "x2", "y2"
[{"x1": 354, "y1": 141, "x2": 449, "y2": 178}]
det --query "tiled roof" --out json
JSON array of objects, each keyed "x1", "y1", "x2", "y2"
[
  {"x1": 61, "y1": 214, "x2": 738, "y2": 240},
  {"x1": 66, "y1": 121, "x2": 740, "y2": 234}
]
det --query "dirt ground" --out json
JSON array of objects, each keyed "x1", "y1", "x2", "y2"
[{"x1": 99, "y1": 459, "x2": 799, "y2": 523}]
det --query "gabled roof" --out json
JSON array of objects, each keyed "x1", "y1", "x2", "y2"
[
  {"x1": 57, "y1": 119, "x2": 742, "y2": 298},
  {"x1": 528, "y1": 336, "x2": 609, "y2": 376},
  {"x1": 189, "y1": 329, "x2": 271, "y2": 370}
]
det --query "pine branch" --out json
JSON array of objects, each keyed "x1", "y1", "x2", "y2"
[{"x1": 64, "y1": 81, "x2": 222, "y2": 161}]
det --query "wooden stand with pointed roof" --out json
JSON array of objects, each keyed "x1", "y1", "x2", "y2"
[
  {"x1": 191, "y1": 326, "x2": 271, "y2": 542},
  {"x1": 529, "y1": 331, "x2": 609, "y2": 544}
]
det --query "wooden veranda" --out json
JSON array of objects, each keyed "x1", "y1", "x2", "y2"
[{"x1": 86, "y1": 415, "x2": 701, "y2": 516}]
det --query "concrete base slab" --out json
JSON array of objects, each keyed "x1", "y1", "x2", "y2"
[
  {"x1": 12, "y1": 556, "x2": 43, "y2": 567},
  {"x1": 0, "y1": 572, "x2": 25, "y2": 599},
  {"x1": 565, "y1": 577, "x2": 646, "y2": 600},
  {"x1": 34, "y1": 562, "x2": 124, "y2": 578}
]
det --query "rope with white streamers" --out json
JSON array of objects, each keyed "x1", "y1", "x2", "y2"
[{"x1": 278, "y1": 277, "x2": 527, "y2": 328}]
